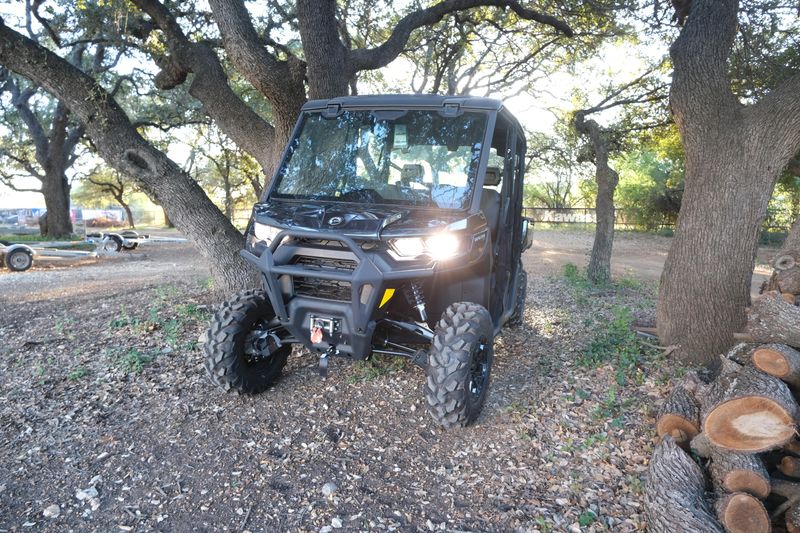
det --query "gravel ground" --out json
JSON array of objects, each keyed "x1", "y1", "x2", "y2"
[{"x1": 0, "y1": 230, "x2": 682, "y2": 532}]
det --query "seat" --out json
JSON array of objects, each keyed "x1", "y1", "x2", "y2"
[
  {"x1": 400, "y1": 164, "x2": 425, "y2": 186},
  {"x1": 480, "y1": 188, "x2": 501, "y2": 241},
  {"x1": 480, "y1": 166, "x2": 502, "y2": 241}
]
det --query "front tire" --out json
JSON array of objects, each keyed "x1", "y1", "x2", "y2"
[
  {"x1": 425, "y1": 302, "x2": 494, "y2": 428},
  {"x1": 6, "y1": 249, "x2": 33, "y2": 271},
  {"x1": 203, "y1": 289, "x2": 291, "y2": 393}
]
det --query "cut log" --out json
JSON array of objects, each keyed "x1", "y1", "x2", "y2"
[
  {"x1": 709, "y1": 452, "x2": 770, "y2": 498},
  {"x1": 780, "y1": 456, "x2": 800, "y2": 478},
  {"x1": 784, "y1": 292, "x2": 797, "y2": 305},
  {"x1": 753, "y1": 344, "x2": 800, "y2": 387},
  {"x1": 725, "y1": 343, "x2": 760, "y2": 366},
  {"x1": 645, "y1": 436, "x2": 725, "y2": 533},
  {"x1": 701, "y1": 357, "x2": 797, "y2": 453},
  {"x1": 745, "y1": 291, "x2": 800, "y2": 348},
  {"x1": 771, "y1": 479, "x2": 800, "y2": 520},
  {"x1": 715, "y1": 492, "x2": 771, "y2": 533},
  {"x1": 657, "y1": 378, "x2": 701, "y2": 448},
  {"x1": 787, "y1": 504, "x2": 800, "y2": 533}
]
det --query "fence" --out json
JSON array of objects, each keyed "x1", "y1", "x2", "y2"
[{"x1": 522, "y1": 207, "x2": 675, "y2": 230}]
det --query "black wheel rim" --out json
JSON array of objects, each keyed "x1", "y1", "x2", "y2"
[
  {"x1": 242, "y1": 318, "x2": 287, "y2": 366},
  {"x1": 468, "y1": 336, "x2": 490, "y2": 399}
]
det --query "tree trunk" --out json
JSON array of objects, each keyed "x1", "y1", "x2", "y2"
[
  {"x1": 574, "y1": 112, "x2": 619, "y2": 285},
  {"x1": 118, "y1": 197, "x2": 135, "y2": 229},
  {"x1": 714, "y1": 492, "x2": 770, "y2": 533},
  {"x1": 701, "y1": 359, "x2": 797, "y2": 452},
  {"x1": 296, "y1": 0, "x2": 352, "y2": 100},
  {"x1": 746, "y1": 292, "x2": 800, "y2": 348},
  {"x1": 752, "y1": 344, "x2": 800, "y2": 387},
  {"x1": 41, "y1": 169, "x2": 73, "y2": 236},
  {"x1": 656, "y1": 0, "x2": 800, "y2": 365},
  {"x1": 644, "y1": 436, "x2": 725, "y2": 533}
]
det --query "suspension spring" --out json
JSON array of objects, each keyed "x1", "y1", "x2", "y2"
[{"x1": 403, "y1": 281, "x2": 428, "y2": 323}]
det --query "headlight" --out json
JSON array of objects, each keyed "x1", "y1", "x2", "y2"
[
  {"x1": 253, "y1": 222, "x2": 281, "y2": 245},
  {"x1": 390, "y1": 232, "x2": 464, "y2": 261}
]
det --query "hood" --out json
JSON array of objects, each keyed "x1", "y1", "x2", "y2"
[{"x1": 252, "y1": 201, "x2": 463, "y2": 239}]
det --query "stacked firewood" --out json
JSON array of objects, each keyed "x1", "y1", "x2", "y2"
[{"x1": 646, "y1": 272, "x2": 800, "y2": 531}]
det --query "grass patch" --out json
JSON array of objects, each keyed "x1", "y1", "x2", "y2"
[
  {"x1": 113, "y1": 348, "x2": 154, "y2": 375},
  {"x1": 0, "y1": 233, "x2": 82, "y2": 243},
  {"x1": 68, "y1": 366, "x2": 89, "y2": 380},
  {"x1": 348, "y1": 354, "x2": 406, "y2": 383}
]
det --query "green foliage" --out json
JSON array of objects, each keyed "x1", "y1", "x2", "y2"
[
  {"x1": 614, "y1": 148, "x2": 683, "y2": 231},
  {"x1": 578, "y1": 510, "x2": 597, "y2": 527},
  {"x1": 114, "y1": 348, "x2": 154, "y2": 375},
  {"x1": 68, "y1": 366, "x2": 89, "y2": 380},
  {"x1": 348, "y1": 354, "x2": 406, "y2": 383}
]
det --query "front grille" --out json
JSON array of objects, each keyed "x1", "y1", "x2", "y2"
[
  {"x1": 294, "y1": 256, "x2": 357, "y2": 272},
  {"x1": 291, "y1": 255, "x2": 356, "y2": 301}
]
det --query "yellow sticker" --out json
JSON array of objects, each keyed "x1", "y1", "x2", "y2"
[{"x1": 379, "y1": 288, "x2": 395, "y2": 308}]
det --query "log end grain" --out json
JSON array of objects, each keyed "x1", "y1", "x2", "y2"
[
  {"x1": 722, "y1": 470, "x2": 770, "y2": 499},
  {"x1": 704, "y1": 397, "x2": 795, "y2": 452},
  {"x1": 787, "y1": 504, "x2": 800, "y2": 533},
  {"x1": 715, "y1": 492, "x2": 770, "y2": 533},
  {"x1": 753, "y1": 347, "x2": 791, "y2": 377},
  {"x1": 657, "y1": 414, "x2": 700, "y2": 445}
]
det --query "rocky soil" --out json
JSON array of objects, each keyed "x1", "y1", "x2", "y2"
[{"x1": 0, "y1": 230, "x2": 684, "y2": 532}]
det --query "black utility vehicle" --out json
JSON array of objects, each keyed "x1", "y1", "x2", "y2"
[{"x1": 204, "y1": 95, "x2": 532, "y2": 428}]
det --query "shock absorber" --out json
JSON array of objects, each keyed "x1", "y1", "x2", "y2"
[{"x1": 403, "y1": 280, "x2": 428, "y2": 323}]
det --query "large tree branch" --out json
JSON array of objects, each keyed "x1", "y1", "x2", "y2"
[
  {"x1": 208, "y1": 0, "x2": 306, "y2": 125},
  {"x1": 131, "y1": 0, "x2": 278, "y2": 172},
  {"x1": 750, "y1": 73, "x2": 800, "y2": 165},
  {"x1": 0, "y1": 16, "x2": 257, "y2": 293},
  {"x1": 349, "y1": 0, "x2": 573, "y2": 72}
]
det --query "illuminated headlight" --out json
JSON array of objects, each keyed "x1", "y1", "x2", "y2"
[
  {"x1": 390, "y1": 232, "x2": 464, "y2": 260},
  {"x1": 253, "y1": 222, "x2": 281, "y2": 245}
]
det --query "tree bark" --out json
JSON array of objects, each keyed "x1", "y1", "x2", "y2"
[
  {"x1": 656, "y1": 0, "x2": 800, "y2": 365},
  {"x1": 645, "y1": 436, "x2": 725, "y2": 533},
  {"x1": 701, "y1": 358, "x2": 797, "y2": 452},
  {"x1": 0, "y1": 18, "x2": 256, "y2": 294},
  {"x1": 752, "y1": 344, "x2": 800, "y2": 387},
  {"x1": 574, "y1": 112, "x2": 618, "y2": 284},
  {"x1": 746, "y1": 292, "x2": 800, "y2": 348}
]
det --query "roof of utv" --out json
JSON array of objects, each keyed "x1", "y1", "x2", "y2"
[{"x1": 302, "y1": 94, "x2": 505, "y2": 112}]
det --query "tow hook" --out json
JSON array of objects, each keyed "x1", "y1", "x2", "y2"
[{"x1": 319, "y1": 345, "x2": 338, "y2": 378}]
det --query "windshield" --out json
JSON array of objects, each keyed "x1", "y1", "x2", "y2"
[{"x1": 272, "y1": 109, "x2": 488, "y2": 209}]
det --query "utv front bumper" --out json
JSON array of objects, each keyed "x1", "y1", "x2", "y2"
[{"x1": 241, "y1": 229, "x2": 435, "y2": 359}]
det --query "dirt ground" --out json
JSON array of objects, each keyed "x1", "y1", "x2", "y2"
[{"x1": 0, "y1": 229, "x2": 766, "y2": 532}]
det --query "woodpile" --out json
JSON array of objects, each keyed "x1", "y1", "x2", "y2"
[{"x1": 646, "y1": 254, "x2": 800, "y2": 532}]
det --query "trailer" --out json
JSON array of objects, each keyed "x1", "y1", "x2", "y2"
[
  {"x1": 85, "y1": 230, "x2": 187, "y2": 252},
  {"x1": 0, "y1": 241, "x2": 96, "y2": 272}
]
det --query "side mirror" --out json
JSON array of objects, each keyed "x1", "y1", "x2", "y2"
[{"x1": 521, "y1": 218, "x2": 533, "y2": 251}]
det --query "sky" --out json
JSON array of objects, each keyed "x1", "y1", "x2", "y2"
[{"x1": 0, "y1": 2, "x2": 670, "y2": 210}]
